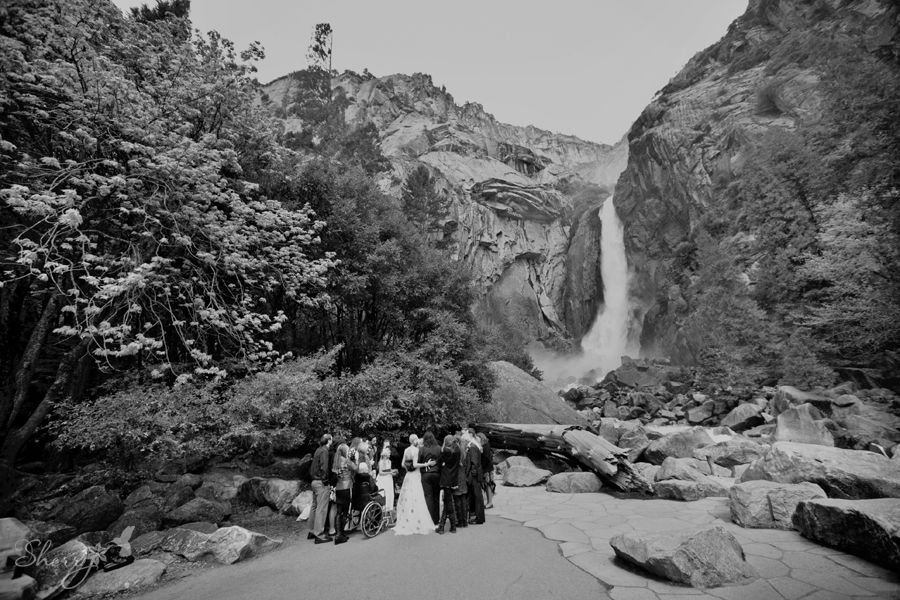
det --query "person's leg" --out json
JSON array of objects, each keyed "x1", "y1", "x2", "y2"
[
  {"x1": 471, "y1": 480, "x2": 485, "y2": 524},
  {"x1": 308, "y1": 480, "x2": 320, "y2": 538},
  {"x1": 454, "y1": 493, "x2": 467, "y2": 527},
  {"x1": 312, "y1": 481, "x2": 331, "y2": 540},
  {"x1": 446, "y1": 488, "x2": 457, "y2": 532},
  {"x1": 422, "y1": 473, "x2": 439, "y2": 524},
  {"x1": 328, "y1": 502, "x2": 337, "y2": 536},
  {"x1": 334, "y1": 499, "x2": 349, "y2": 544}
]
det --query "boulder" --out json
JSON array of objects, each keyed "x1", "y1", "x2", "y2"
[
  {"x1": 719, "y1": 403, "x2": 765, "y2": 432},
  {"x1": 174, "y1": 473, "x2": 203, "y2": 489},
  {"x1": 0, "y1": 517, "x2": 30, "y2": 552},
  {"x1": 28, "y1": 539, "x2": 89, "y2": 598},
  {"x1": 793, "y1": 498, "x2": 900, "y2": 571},
  {"x1": 77, "y1": 558, "x2": 166, "y2": 595},
  {"x1": 21, "y1": 521, "x2": 75, "y2": 548},
  {"x1": 832, "y1": 412, "x2": 900, "y2": 451},
  {"x1": 774, "y1": 404, "x2": 834, "y2": 446},
  {"x1": 503, "y1": 465, "x2": 552, "y2": 487},
  {"x1": 687, "y1": 400, "x2": 715, "y2": 424},
  {"x1": 206, "y1": 526, "x2": 281, "y2": 565},
  {"x1": 124, "y1": 485, "x2": 162, "y2": 510},
  {"x1": 0, "y1": 575, "x2": 36, "y2": 600},
  {"x1": 656, "y1": 457, "x2": 730, "y2": 481},
  {"x1": 618, "y1": 429, "x2": 650, "y2": 463},
  {"x1": 161, "y1": 484, "x2": 194, "y2": 512},
  {"x1": 159, "y1": 528, "x2": 212, "y2": 561},
  {"x1": 106, "y1": 506, "x2": 162, "y2": 539},
  {"x1": 238, "y1": 478, "x2": 303, "y2": 514},
  {"x1": 643, "y1": 428, "x2": 715, "y2": 465},
  {"x1": 179, "y1": 521, "x2": 218, "y2": 534},
  {"x1": 545, "y1": 472, "x2": 603, "y2": 493},
  {"x1": 693, "y1": 438, "x2": 769, "y2": 468},
  {"x1": 772, "y1": 386, "x2": 833, "y2": 416},
  {"x1": 485, "y1": 361, "x2": 589, "y2": 425},
  {"x1": 631, "y1": 462, "x2": 661, "y2": 484},
  {"x1": 49, "y1": 485, "x2": 123, "y2": 534},
  {"x1": 655, "y1": 477, "x2": 732, "y2": 501},
  {"x1": 609, "y1": 525, "x2": 756, "y2": 587},
  {"x1": 163, "y1": 497, "x2": 230, "y2": 527},
  {"x1": 728, "y1": 481, "x2": 826, "y2": 529},
  {"x1": 131, "y1": 530, "x2": 167, "y2": 556},
  {"x1": 197, "y1": 470, "x2": 248, "y2": 501},
  {"x1": 739, "y1": 442, "x2": 900, "y2": 499}
]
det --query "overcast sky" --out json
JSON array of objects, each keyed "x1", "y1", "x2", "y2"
[{"x1": 111, "y1": 0, "x2": 748, "y2": 144}]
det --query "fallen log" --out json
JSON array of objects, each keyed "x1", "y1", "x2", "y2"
[{"x1": 475, "y1": 423, "x2": 653, "y2": 494}]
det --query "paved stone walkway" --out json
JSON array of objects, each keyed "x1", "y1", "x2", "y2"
[{"x1": 488, "y1": 487, "x2": 900, "y2": 600}]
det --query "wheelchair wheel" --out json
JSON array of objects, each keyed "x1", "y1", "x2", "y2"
[{"x1": 360, "y1": 502, "x2": 384, "y2": 538}]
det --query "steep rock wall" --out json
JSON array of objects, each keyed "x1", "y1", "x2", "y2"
[
  {"x1": 264, "y1": 71, "x2": 628, "y2": 341},
  {"x1": 613, "y1": 0, "x2": 899, "y2": 357}
]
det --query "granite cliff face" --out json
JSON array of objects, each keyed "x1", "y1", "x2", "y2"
[
  {"x1": 614, "y1": 0, "x2": 900, "y2": 358},
  {"x1": 264, "y1": 72, "x2": 628, "y2": 341}
]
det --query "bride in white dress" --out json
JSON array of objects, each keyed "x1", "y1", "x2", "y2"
[{"x1": 393, "y1": 434, "x2": 437, "y2": 535}]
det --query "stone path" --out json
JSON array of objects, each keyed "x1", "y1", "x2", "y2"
[{"x1": 489, "y1": 487, "x2": 900, "y2": 600}]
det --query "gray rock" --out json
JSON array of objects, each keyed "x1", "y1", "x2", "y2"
[
  {"x1": 175, "y1": 473, "x2": 203, "y2": 489},
  {"x1": 161, "y1": 484, "x2": 194, "y2": 512},
  {"x1": 124, "y1": 485, "x2": 162, "y2": 510},
  {"x1": 644, "y1": 428, "x2": 715, "y2": 465},
  {"x1": 77, "y1": 558, "x2": 166, "y2": 595},
  {"x1": 206, "y1": 526, "x2": 281, "y2": 565},
  {"x1": 106, "y1": 505, "x2": 162, "y2": 539},
  {"x1": 774, "y1": 403, "x2": 834, "y2": 446},
  {"x1": 179, "y1": 521, "x2": 218, "y2": 534},
  {"x1": 21, "y1": 521, "x2": 75, "y2": 547},
  {"x1": 618, "y1": 429, "x2": 650, "y2": 463},
  {"x1": 545, "y1": 472, "x2": 603, "y2": 493},
  {"x1": 772, "y1": 386, "x2": 833, "y2": 416},
  {"x1": 655, "y1": 457, "x2": 708, "y2": 482},
  {"x1": 238, "y1": 478, "x2": 302, "y2": 514},
  {"x1": 793, "y1": 498, "x2": 900, "y2": 572},
  {"x1": 0, "y1": 517, "x2": 30, "y2": 553},
  {"x1": 687, "y1": 400, "x2": 715, "y2": 424},
  {"x1": 163, "y1": 497, "x2": 230, "y2": 527},
  {"x1": 693, "y1": 438, "x2": 769, "y2": 468},
  {"x1": 609, "y1": 525, "x2": 756, "y2": 587},
  {"x1": 631, "y1": 462, "x2": 661, "y2": 484},
  {"x1": 159, "y1": 528, "x2": 211, "y2": 561},
  {"x1": 0, "y1": 574, "x2": 36, "y2": 600},
  {"x1": 28, "y1": 539, "x2": 89, "y2": 598},
  {"x1": 739, "y1": 442, "x2": 900, "y2": 499},
  {"x1": 719, "y1": 403, "x2": 765, "y2": 432},
  {"x1": 503, "y1": 465, "x2": 552, "y2": 487},
  {"x1": 486, "y1": 361, "x2": 589, "y2": 426},
  {"x1": 49, "y1": 485, "x2": 123, "y2": 534},
  {"x1": 729, "y1": 480, "x2": 826, "y2": 529},
  {"x1": 655, "y1": 477, "x2": 732, "y2": 501},
  {"x1": 131, "y1": 530, "x2": 167, "y2": 556},
  {"x1": 197, "y1": 470, "x2": 248, "y2": 501}
]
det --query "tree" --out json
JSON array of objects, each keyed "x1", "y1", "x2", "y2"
[
  {"x1": 401, "y1": 166, "x2": 450, "y2": 230},
  {"x1": 307, "y1": 23, "x2": 333, "y2": 72},
  {"x1": 0, "y1": 0, "x2": 334, "y2": 506}
]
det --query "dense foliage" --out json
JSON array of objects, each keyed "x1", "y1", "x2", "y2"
[{"x1": 0, "y1": 1, "x2": 511, "y2": 499}]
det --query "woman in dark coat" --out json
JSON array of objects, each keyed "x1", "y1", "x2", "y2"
[
  {"x1": 435, "y1": 434, "x2": 460, "y2": 534},
  {"x1": 419, "y1": 431, "x2": 442, "y2": 525}
]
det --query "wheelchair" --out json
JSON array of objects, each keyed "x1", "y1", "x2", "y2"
[{"x1": 348, "y1": 476, "x2": 395, "y2": 538}]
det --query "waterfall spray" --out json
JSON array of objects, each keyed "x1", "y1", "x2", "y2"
[{"x1": 580, "y1": 194, "x2": 635, "y2": 379}]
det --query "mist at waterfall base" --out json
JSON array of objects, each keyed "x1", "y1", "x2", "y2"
[{"x1": 531, "y1": 195, "x2": 637, "y2": 389}]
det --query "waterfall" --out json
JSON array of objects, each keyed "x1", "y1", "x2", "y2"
[{"x1": 580, "y1": 194, "x2": 635, "y2": 379}]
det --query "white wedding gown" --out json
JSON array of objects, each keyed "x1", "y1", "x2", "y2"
[{"x1": 393, "y1": 447, "x2": 434, "y2": 535}]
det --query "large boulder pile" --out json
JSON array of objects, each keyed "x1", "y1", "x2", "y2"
[{"x1": 610, "y1": 525, "x2": 757, "y2": 587}]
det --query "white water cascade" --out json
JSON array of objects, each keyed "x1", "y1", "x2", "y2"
[{"x1": 580, "y1": 194, "x2": 636, "y2": 379}]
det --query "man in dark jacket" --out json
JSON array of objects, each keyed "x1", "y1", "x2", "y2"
[
  {"x1": 308, "y1": 433, "x2": 333, "y2": 543},
  {"x1": 436, "y1": 435, "x2": 460, "y2": 534}
]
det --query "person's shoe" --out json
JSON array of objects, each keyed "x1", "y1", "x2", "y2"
[
  {"x1": 314, "y1": 535, "x2": 333, "y2": 544},
  {"x1": 334, "y1": 535, "x2": 349, "y2": 545},
  {"x1": 307, "y1": 532, "x2": 316, "y2": 540},
  {"x1": 435, "y1": 526, "x2": 444, "y2": 535},
  {"x1": 450, "y1": 526, "x2": 457, "y2": 533}
]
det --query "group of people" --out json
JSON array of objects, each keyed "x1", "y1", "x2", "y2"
[
  {"x1": 306, "y1": 425, "x2": 495, "y2": 544},
  {"x1": 394, "y1": 427, "x2": 494, "y2": 535}
]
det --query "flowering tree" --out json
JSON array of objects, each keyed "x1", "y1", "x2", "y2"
[{"x1": 0, "y1": 0, "x2": 334, "y2": 486}]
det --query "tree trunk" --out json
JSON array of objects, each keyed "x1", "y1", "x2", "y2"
[{"x1": 0, "y1": 293, "x2": 59, "y2": 434}]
